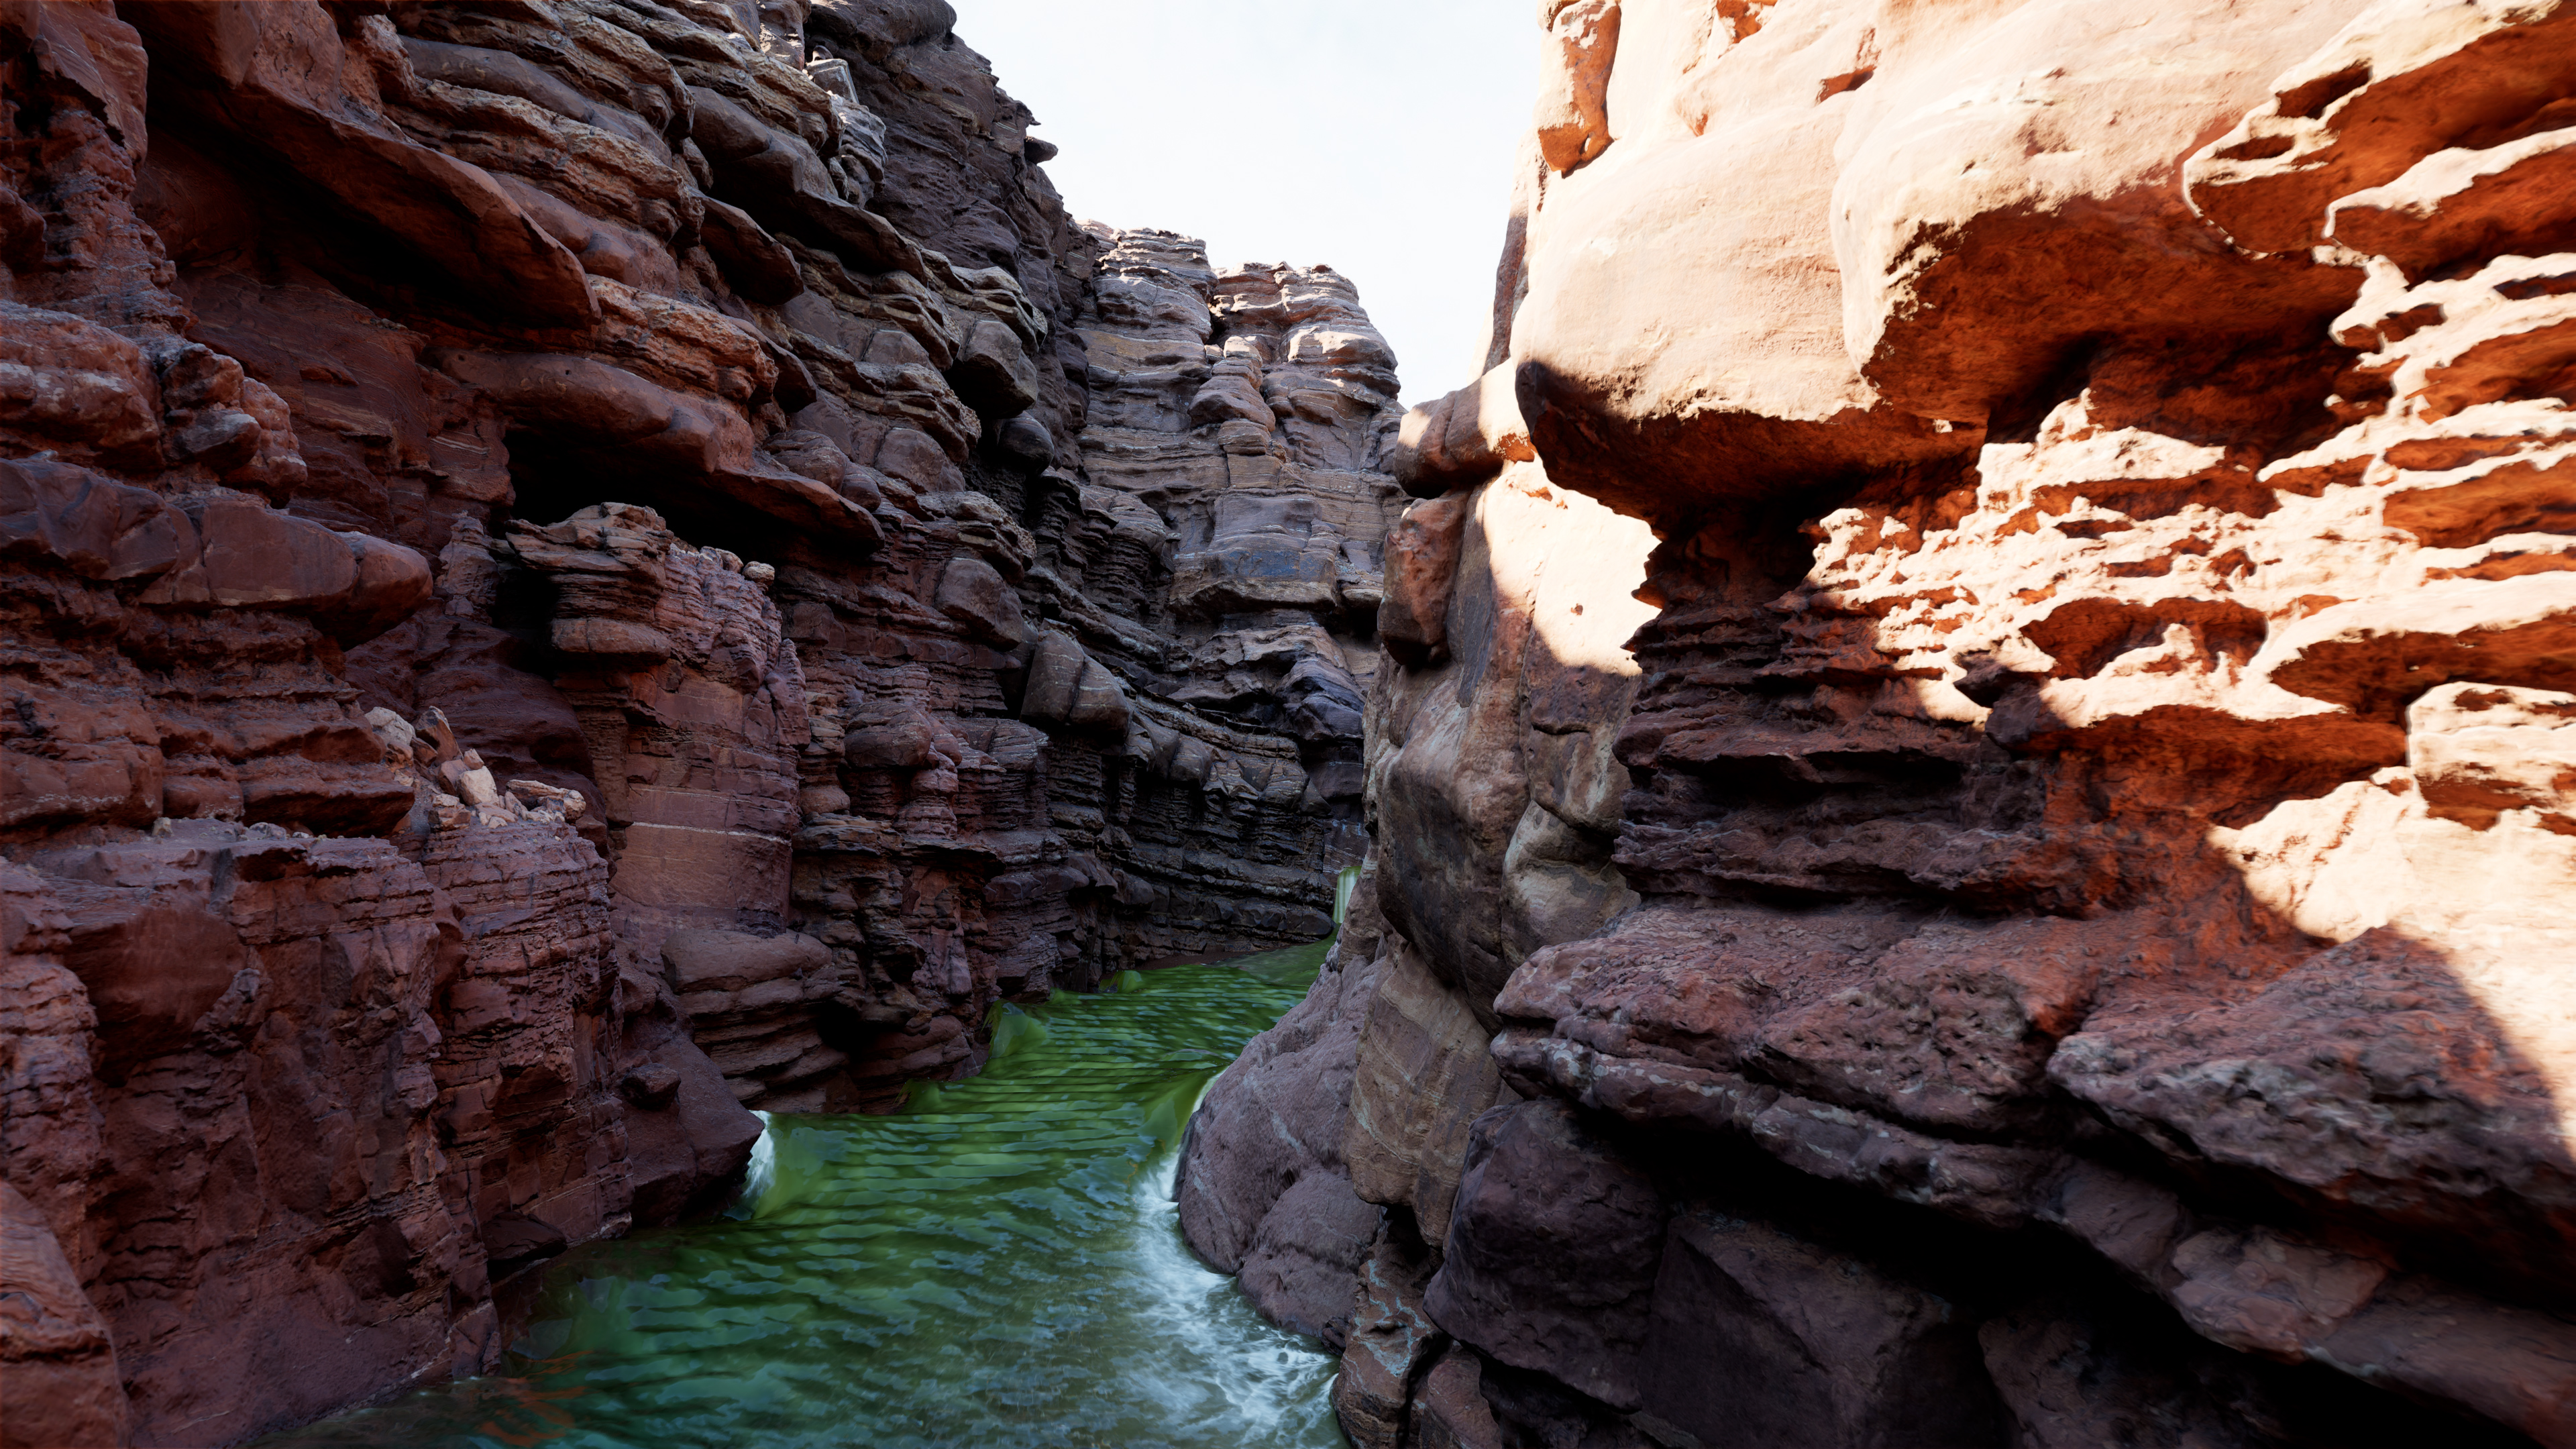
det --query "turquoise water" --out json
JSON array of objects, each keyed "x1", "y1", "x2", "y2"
[{"x1": 265, "y1": 918, "x2": 1350, "y2": 1449}]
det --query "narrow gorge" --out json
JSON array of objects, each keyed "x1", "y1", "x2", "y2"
[{"x1": 4, "y1": 1, "x2": 2575, "y2": 1447}]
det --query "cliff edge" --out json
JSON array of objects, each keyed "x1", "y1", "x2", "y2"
[{"x1": 1183, "y1": 3, "x2": 2576, "y2": 1445}]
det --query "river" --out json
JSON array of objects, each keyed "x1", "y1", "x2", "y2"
[{"x1": 264, "y1": 923, "x2": 1348, "y2": 1449}]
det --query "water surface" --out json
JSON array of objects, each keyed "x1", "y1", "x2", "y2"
[{"x1": 267, "y1": 942, "x2": 1343, "y2": 1449}]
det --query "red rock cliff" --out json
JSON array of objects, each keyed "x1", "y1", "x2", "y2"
[
  {"x1": 0, "y1": 0, "x2": 1399, "y2": 1442},
  {"x1": 1182, "y1": 2, "x2": 2576, "y2": 1446}
]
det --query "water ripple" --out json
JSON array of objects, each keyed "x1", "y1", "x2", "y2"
[{"x1": 263, "y1": 949, "x2": 1342, "y2": 1449}]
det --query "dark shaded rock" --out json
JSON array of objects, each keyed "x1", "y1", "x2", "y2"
[
  {"x1": 698, "y1": 196, "x2": 805, "y2": 305},
  {"x1": 618, "y1": 1062, "x2": 684, "y2": 1109},
  {"x1": 1638, "y1": 1208, "x2": 2002, "y2": 1449},
  {"x1": 1980, "y1": 1295, "x2": 2293, "y2": 1449},
  {"x1": 1177, "y1": 945, "x2": 1387, "y2": 1336},
  {"x1": 1472, "y1": 1358, "x2": 1636, "y2": 1449},
  {"x1": 480, "y1": 1212, "x2": 570, "y2": 1276},
  {"x1": 1422, "y1": 1099, "x2": 1665, "y2": 1411},
  {"x1": 996, "y1": 414, "x2": 1053, "y2": 466}
]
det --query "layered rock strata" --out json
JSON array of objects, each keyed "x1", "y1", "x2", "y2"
[
  {"x1": 1, "y1": 1, "x2": 1394, "y2": 1442},
  {"x1": 1183, "y1": 2, "x2": 2576, "y2": 1446}
]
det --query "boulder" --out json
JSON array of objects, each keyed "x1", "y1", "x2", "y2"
[
  {"x1": 931, "y1": 554, "x2": 1026, "y2": 646},
  {"x1": 1018, "y1": 632, "x2": 1130, "y2": 736}
]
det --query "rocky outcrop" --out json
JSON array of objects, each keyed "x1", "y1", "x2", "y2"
[
  {"x1": 1, "y1": 0, "x2": 1394, "y2": 1441},
  {"x1": 1184, "y1": 2, "x2": 2576, "y2": 1446},
  {"x1": 1175, "y1": 861, "x2": 1393, "y2": 1341}
]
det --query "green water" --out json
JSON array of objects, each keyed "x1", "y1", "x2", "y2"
[{"x1": 266, "y1": 919, "x2": 1350, "y2": 1449}]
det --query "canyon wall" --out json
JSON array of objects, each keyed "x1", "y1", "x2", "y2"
[
  {"x1": 0, "y1": 1, "x2": 1394, "y2": 1442},
  {"x1": 1183, "y1": 1, "x2": 2576, "y2": 1446}
]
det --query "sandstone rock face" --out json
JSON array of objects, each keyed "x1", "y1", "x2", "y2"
[
  {"x1": 1175, "y1": 860, "x2": 1392, "y2": 1340},
  {"x1": 0, "y1": 1181, "x2": 127, "y2": 1449},
  {"x1": 1185, "y1": 2, "x2": 2576, "y2": 1445},
  {"x1": 1171, "y1": 937, "x2": 1389, "y2": 1338},
  {"x1": 2, "y1": 0, "x2": 1393, "y2": 1440}
]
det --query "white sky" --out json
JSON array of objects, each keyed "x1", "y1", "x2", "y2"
[{"x1": 953, "y1": 1, "x2": 1542, "y2": 405}]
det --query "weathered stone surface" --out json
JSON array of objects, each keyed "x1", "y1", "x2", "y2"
[
  {"x1": 930, "y1": 553, "x2": 1024, "y2": 645},
  {"x1": 2051, "y1": 928, "x2": 2576, "y2": 1294},
  {"x1": 2186, "y1": 0, "x2": 2576, "y2": 258},
  {"x1": 1174, "y1": 938, "x2": 1387, "y2": 1337},
  {"x1": 1638, "y1": 1209, "x2": 2000, "y2": 1449},
  {"x1": 1407, "y1": 1342, "x2": 1505, "y2": 1449},
  {"x1": 0, "y1": 1181, "x2": 129, "y2": 1449},
  {"x1": 508, "y1": 502, "x2": 807, "y2": 969},
  {"x1": 1333, "y1": 1226, "x2": 1445, "y2": 1449},
  {"x1": 1369, "y1": 469, "x2": 1658, "y2": 1022},
  {"x1": 1376, "y1": 492, "x2": 1469, "y2": 668},
  {"x1": 661, "y1": 926, "x2": 846, "y2": 1106},
  {"x1": 1533, "y1": 0, "x2": 1621, "y2": 176},
  {"x1": 121, "y1": 1, "x2": 600, "y2": 331},
  {"x1": 1344, "y1": 939, "x2": 1510, "y2": 1248},
  {"x1": 2408, "y1": 681, "x2": 2576, "y2": 830},
  {"x1": 1421, "y1": 1099, "x2": 1665, "y2": 1411},
  {"x1": 0, "y1": 806, "x2": 760, "y2": 1444},
  {"x1": 1185, "y1": 3, "x2": 2576, "y2": 1445},
  {"x1": 5, "y1": 0, "x2": 1399, "y2": 1436},
  {"x1": 40, "y1": 0, "x2": 2576, "y2": 1440},
  {"x1": 1386, "y1": 361, "x2": 1532, "y2": 498},
  {"x1": 1977, "y1": 1295, "x2": 2300, "y2": 1449}
]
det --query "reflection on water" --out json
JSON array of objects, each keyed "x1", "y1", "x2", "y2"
[{"x1": 264, "y1": 942, "x2": 1343, "y2": 1449}]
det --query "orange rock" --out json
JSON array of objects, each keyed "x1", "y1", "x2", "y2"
[{"x1": 1190, "y1": 3, "x2": 2576, "y2": 1444}]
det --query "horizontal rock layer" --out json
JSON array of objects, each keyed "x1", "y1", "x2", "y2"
[
  {"x1": 1184, "y1": 3, "x2": 2576, "y2": 1447},
  {"x1": 1, "y1": 0, "x2": 1394, "y2": 1442}
]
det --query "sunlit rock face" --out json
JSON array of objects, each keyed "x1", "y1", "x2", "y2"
[
  {"x1": 1184, "y1": 2, "x2": 2576, "y2": 1445},
  {"x1": 0, "y1": 0, "x2": 1393, "y2": 1440}
]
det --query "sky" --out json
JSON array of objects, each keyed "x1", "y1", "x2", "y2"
[{"x1": 953, "y1": 1, "x2": 1543, "y2": 405}]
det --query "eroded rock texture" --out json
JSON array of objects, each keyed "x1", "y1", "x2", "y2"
[
  {"x1": 1, "y1": 0, "x2": 1392, "y2": 1442},
  {"x1": 1183, "y1": 2, "x2": 2576, "y2": 1446}
]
